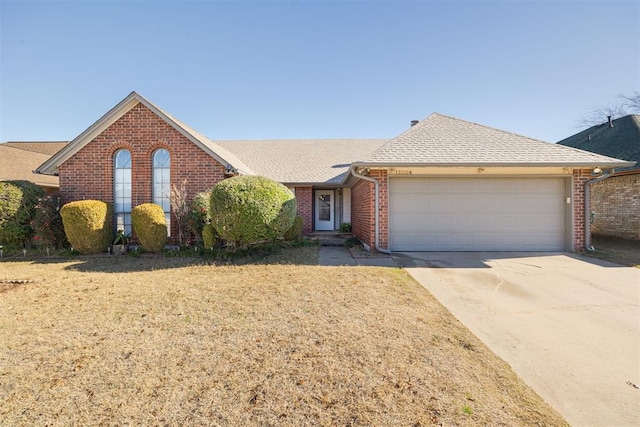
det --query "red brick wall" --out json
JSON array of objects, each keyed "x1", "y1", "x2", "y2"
[
  {"x1": 572, "y1": 169, "x2": 592, "y2": 251},
  {"x1": 351, "y1": 169, "x2": 388, "y2": 250},
  {"x1": 58, "y1": 103, "x2": 227, "y2": 239},
  {"x1": 293, "y1": 186, "x2": 313, "y2": 233},
  {"x1": 590, "y1": 173, "x2": 640, "y2": 240}
]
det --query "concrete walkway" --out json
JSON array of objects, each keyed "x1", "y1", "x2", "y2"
[
  {"x1": 397, "y1": 252, "x2": 640, "y2": 427},
  {"x1": 317, "y1": 246, "x2": 397, "y2": 267}
]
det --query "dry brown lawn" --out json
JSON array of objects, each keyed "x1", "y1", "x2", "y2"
[
  {"x1": 1, "y1": 248, "x2": 566, "y2": 426},
  {"x1": 587, "y1": 235, "x2": 640, "y2": 267}
]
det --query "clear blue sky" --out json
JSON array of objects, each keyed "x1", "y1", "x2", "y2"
[{"x1": 1, "y1": 0, "x2": 638, "y2": 143}]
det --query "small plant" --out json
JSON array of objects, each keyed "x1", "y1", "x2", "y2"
[
  {"x1": 462, "y1": 405, "x2": 473, "y2": 415},
  {"x1": 112, "y1": 229, "x2": 131, "y2": 254},
  {"x1": 343, "y1": 237, "x2": 361, "y2": 248},
  {"x1": 113, "y1": 229, "x2": 131, "y2": 246},
  {"x1": 340, "y1": 222, "x2": 352, "y2": 233}
]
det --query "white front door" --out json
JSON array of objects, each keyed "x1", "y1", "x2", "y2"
[{"x1": 315, "y1": 190, "x2": 334, "y2": 231}]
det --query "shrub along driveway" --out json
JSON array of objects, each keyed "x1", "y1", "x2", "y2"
[
  {"x1": 0, "y1": 248, "x2": 566, "y2": 426},
  {"x1": 397, "y1": 251, "x2": 640, "y2": 427}
]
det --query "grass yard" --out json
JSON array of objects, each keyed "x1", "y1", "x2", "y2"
[{"x1": 0, "y1": 247, "x2": 566, "y2": 426}]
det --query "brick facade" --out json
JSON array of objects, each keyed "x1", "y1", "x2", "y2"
[
  {"x1": 572, "y1": 169, "x2": 591, "y2": 251},
  {"x1": 59, "y1": 103, "x2": 228, "y2": 239},
  {"x1": 293, "y1": 186, "x2": 313, "y2": 233},
  {"x1": 590, "y1": 172, "x2": 640, "y2": 240},
  {"x1": 350, "y1": 169, "x2": 388, "y2": 251}
]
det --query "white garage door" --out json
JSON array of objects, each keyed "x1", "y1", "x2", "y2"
[{"x1": 389, "y1": 177, "x2": 567, "y2": 251}]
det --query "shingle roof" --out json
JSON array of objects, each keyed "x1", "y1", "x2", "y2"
[
  {"x1": 148, "y1": 102, "x2": 255, "y2": 175},
  {"x1": 0, "y1": 144, "x2": 59, "y2": 187},
  {"x1": 359, "y1": 113, "x2": 634, "y2": 168},
  {"x1": 4, "y1": 141, "x2": 68, "y2": 156},
  {"x1": 219, "y1": 139, "x2": 388, "y2": 184},
  {"x1": 556, "y1": 115, "x2": 640, "y2": 172}
]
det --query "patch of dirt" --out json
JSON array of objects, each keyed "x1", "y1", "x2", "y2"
[
  {"x1": 586, "y1": 235, "x2": 640, "y2": 267},
  {"x1": 348, "y1": 245, "x2": 392, "y2": 259},
  {"x1": 0, "y1": 255, "x2": 567, "y2": 426}
]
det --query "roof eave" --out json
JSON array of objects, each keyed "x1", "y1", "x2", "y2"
[
  {"x1": 350, "y1": 161, "x2": 636, "y2": 169},
  {"x1": 36, "y1": 91, "x2": 141, "y2": 175}
]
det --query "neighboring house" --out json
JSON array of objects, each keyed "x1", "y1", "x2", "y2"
[
  {"x1": 0, "y1": 141, "x2": 68, "y2": 193},
  {"x1": 557, "y1": 115, "x2": 639, "y2": 240},
  {"x1": 35, "y1": 92, "x2": 633, "y2": 251}
]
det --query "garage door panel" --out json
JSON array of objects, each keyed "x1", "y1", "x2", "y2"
[{"x1": 389, "y1": 177, "x2": 566, "y2": 251}]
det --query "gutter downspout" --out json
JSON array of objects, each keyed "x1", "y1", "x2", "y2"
[
  {"x1": 351, "y1": 168, "x2": 391, "y2": 254},
  {"x1": 584, "y1": 169, "x2": 614, "y2": 252}
]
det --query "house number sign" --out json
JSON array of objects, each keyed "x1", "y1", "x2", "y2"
[{"x1": 390, "y1": 168, "x2": 413, "y2": 175}]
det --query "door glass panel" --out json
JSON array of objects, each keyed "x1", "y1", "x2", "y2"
[{"x1": 319, "y1": 195, "x2": 331, "y2": 221}]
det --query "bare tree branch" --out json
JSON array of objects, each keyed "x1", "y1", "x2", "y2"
[
  {"x1": 576, "y1": 90, "x2": 640, "y2": 128},
  {"x1": 170, "y1": 179, "x2": 190, "y2": 247}
]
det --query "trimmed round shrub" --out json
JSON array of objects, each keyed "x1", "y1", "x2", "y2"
[
  {"x1": 132, "y1": 203, "x2": 167, "y2": 252},
  {"x1": 60, "y1": 200, "x2": 112, "y2": 254},
  {"x1": 0, "y1": 181, "x2": 47, "y2": 247},
  {"x1": 210, "y1": 176, "x2": 297, "y2": 248},
  {"x1": 202, "y1": 223, "x2": 217, "y2": 249},
  {"x1": 284, "y1": 215, "x2": 304, "y2": 241}
]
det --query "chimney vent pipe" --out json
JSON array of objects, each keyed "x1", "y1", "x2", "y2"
[{"x1": 608, "y1": 116, "x2": 613, "y2": 128}]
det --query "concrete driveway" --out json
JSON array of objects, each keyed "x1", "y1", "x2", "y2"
[{"x1": 395, "y1": 252, "x2": 640, "y2": 427}]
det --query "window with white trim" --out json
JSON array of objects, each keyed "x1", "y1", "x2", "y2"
[
  {"x1": 113, "y1": 149, "x2": 132, "y2": 234},
  {"x1": 152, "y1": 148, "x2": 171, "y2": 233}
]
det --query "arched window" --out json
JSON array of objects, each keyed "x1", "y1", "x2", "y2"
[
  {"x1": 113, "y1": 149, "x2": 132, "y2": 234},
  {"x1": 152, "y1": 148, "x2": 171, "y2": 233}
]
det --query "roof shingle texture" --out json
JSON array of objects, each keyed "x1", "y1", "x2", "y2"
[
  {"x1": 4, "y1": 141, "x2": 68, "y2": 156},
  {"x1": 0, "y1": 144, "x2": 60, "y2": 187},
  {"x1": 219, "y1": 139, "x2": 388, "y2": 184},
  {"x1": 556, "y1": 115, "x2": 640, "y2": 172},
  {"x1": 363, "y1": 113, "x2": 630, "y2": 166}
]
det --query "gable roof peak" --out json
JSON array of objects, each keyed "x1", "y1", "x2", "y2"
[{"x1": 36, "y1": 91, "x2": 254, "y2": 176}]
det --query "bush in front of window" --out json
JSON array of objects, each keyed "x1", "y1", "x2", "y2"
[
  {"x1": 210, "y1": 176, "x2": 297, "y2": 249},
  {"x1": 188, "y1": 191, "x2": 212, "y2": 245},
  {"x1": 132, "y1": 203, "x2": 167, "y2": 253},
  {"x1": 32, "y1": 192, "x2": 68, "y2": 249},
  {"x1": 284, "y1": 215, "x2": 304, "y2": 241},
  {"x1": 60, "y1": 200, "x2": 112, "y2": 254},
  {"x1": 202, "y1": 223, "x2": 218, "y2": 249}
]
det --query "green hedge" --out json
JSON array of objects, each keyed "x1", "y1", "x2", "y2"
[
  {"x1": 284, "y1": 216, "x2": 304, "y2": 241},
  {"x1": 202, "y1": 223, "x2": 217, "y2": 249},
  {"x1": 132, "y1": 203, "x2": 167, "y2": 252},
  {"x1": 210, "y1": 176, "x2": 297, "y2": 249},
  {"x1": 60, "y1": 200, "x2": 112, "y2": 254},
  {"x1": 0, "y1": 180, "x2": 46, "y2": 247},
  {"x1": 188, "y1": 191, "x2": 212, "y2": 244}
]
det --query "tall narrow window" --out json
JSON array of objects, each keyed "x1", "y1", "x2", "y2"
[
  {"x1": 153, "y1": 148, "x2": 171, "y2": 233},
  {"x1": 114, "y1": 149, "x2": 132, "y2": 234}
]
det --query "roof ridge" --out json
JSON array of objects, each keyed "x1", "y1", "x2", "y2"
[
  {"x1": 431, "y1": 112, "x2": 550, "y2": 144},
  {"x1": 216, "y1": 138, "x2": 389, "y2": 143}
]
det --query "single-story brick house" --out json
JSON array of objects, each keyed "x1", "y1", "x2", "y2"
[
  {"x1": 36, "y1": 92, "x2": 633, "y2": 252},
  {"x1": 557, "y1": 115, "x2": 639, "y2": 241}
]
